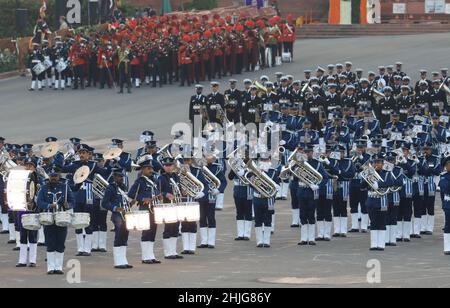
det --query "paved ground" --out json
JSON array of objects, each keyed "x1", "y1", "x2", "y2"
[{"x1": 1, "y1": 33, "x2": 450, "y2": 288}]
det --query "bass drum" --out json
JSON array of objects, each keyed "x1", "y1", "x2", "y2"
[{"x1": 6, "y1": 169, "x2": 36, "y2": 211}]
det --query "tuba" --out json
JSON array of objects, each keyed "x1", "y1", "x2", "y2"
[
  {"x1": 227, "y1": 148, "x2": 251, "y2": 185},
  {"x1": 283, "y1": 149, "x2": 323, "y2": 186},
  {"x1": 174, "y1": 158, "x2": 205, "y2": 199},
  {"x1": 244, "y1": 160, "x2": 278, "y2": 198},
  {"x1": 360, "y1": 161, "x2": 389, "y2": 196}
]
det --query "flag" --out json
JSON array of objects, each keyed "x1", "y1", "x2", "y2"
[{"x1": 39, "y1": 0, "x2": 47, "y2": 18}]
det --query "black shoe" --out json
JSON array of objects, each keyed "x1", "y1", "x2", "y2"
[
  {"x1": 369, "y1": 247, "x2": 378, "y2": 251},
  {"x1": 332, "y1": 233, "x2": 340, "y2": 238},
  {"x1": 76, "y1": 252, "x2": 84, "y2": 256},
  {"x1": 197, "y1": 244, "x2": 208, "y2": 248},
  {"x1": 47, "y1": 270, "x2": 55, "y2": 275},
  {"x1": 386, "y1": 243, "x2": 395, "y2": 247},
  {"x1": 315, "y1": 237, "x2": 324, "y2": 241},
  {"x1": 98, "y1": 249, "x2": 107, "y2": 253},
  {"x1": 54, "y1": 270, "x2": 64, "y2": 275},
  {"x1": 151, "y1": 259, "x2": 162, "y2": 263},
  {"x1": 257, "y1": 244, "x2": 264, "y2": 248},
  {"x1": 82, "y1": 252, "x2": 91, "y2": 257},
  {"x1": 29, "y1": 263, "x2": 36, "y2": 268},
  {"x1": 37, "y1": 243, "x2": 46, "y2": 247},
  {"x1": 165, "y1": 256, "x2": 177, "y2": 260},
  {"x1": 411, "y1": 234, "x2": 421, "y2": 239},
  {"x1": 340, "y1": 234, "x2": 347, "y2": 238},
  {"x1": 13, "y1": 247, "x2": 19, "y2": 251},
  {"x1": 376, "y1": 248, "x2": 385, "y2": 251},
  {"x1": 110, "y1": 229, "x2": 115, "y2": 232},
  {"x1": 361, "y1": 230, "x2": 368, "y2": 233},
  {"x1": 308, "y1": 241, "x2": 316, "y2": 246},
  {"x1": 423, "y1": 231, "x2": 433, "y2": 235},
  {"x1": 396, "y1": 238, "x2": 403, "y2": 242},
  {"x1": 420, "y1": 231, "x2": 426, "y2": 235},
  {"x1": 207, "y1": 245, "x2": 215, "y2": 249},
  {"x1": 234, "y1": 237, "x2": 244, "y2": 241},
  {"x1": 114, "y1": 265, "x2": 128, "y2": 269},
  {"x1": 242, "y1": 237, "x2": 250, "y2": 241},
  {"x1": 180, "y1": 250, "x2": 189, "y2": 255},
  {"x1": 142, "y1": 260, "x2": 154, "y2": 264},
  {"x1": 174, "y1": 255, "x2": 184, "y2": 259},
  {"x1": 0, "y1": 230, "x2": 9, "y2": 234},
  {"x1": 444, "y1": 251, "x2": 450, "y2": 255},
  {"x1": 297, "y1": 241, "x2": 308, "y2": 246},
  {"x1": 29, "y1": 88, "x2": 34, "y2": 91},
  {"x1": 349, "y1": 229, "x2": 359, "y2": 233},
  {"x1": 91, "y1": 248, "x2": 100, "y2": 252},
  {"x1": 290, "y1": 224, "x2": 300, "y2": 228},
  {"x1": 323, "y1": 237, "x2": 331, "y2": 242},
  {"x1": 16, "y1": 263, "x2": 27, "y2": 267},
  {"x1": 263, "y1": 244, "x2": 270, "y2": 248},
  {"x1": 215, "y1": 208, "x2": 222, "y2": 211},
  {"x1": 187, "y1": 251, "x2": 195, "y2": 255},
  {"x1": 403, "y1": 239, "x2": 411, "y2": 242},
  {"x1": 7, "y1": 240, "x2": 15, "y2": 244},
  {"x1": 125, "y1": 264, "x2": 133, "y2": 269}
]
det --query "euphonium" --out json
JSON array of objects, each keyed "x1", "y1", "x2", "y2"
[
  {"x1": 157, "y1": 144, "x2": 172, "y2": 165},
  {"x1": 175, "y1": 161, "x2": 205, "y2": 199},
  {"x1": 202, "y1": 165, "x2": 221, "y2": 192},
  {"x1": 227, "y1": 148, "x2": 250, "y2": 185},
  {"x1": 360, "y1": 161, "x2": 389, "y2": 196},
  {"x1": 92, "y1": 174, "x2": 110, "y2": 199},
  {"x1": 244, "y1": 160, "x2": 278, "y2": 198},
  {"x1": 285, "y1": 149, "x2": 323, "y2": 186}
]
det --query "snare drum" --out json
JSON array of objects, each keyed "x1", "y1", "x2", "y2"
[
  {"x1": 43, "y1": 58, "x2": 52, "y2": 70},
  {"x1": 70, "y1": 212, "x2": 90, "y2": 229},
  {"x1": 56, "y1": 60, "x2": 67, "y2": 73},
  {"x1": 32, "y1": 62, "x2": 46, "y2": 75},
  {"x1": 176, "y1": 202, "x2": 200, "y2": 222},
  {"x1": 39, "y1": 212, "x2": 54, "y2": 226},
  {"x1": 22, "y1": 214, "x2": 41, "y2": 231},
  {"x1": 55, "y1": 211, "x2": 73, "y2": 227},
  {"x1": 125, "y1": 211, "x2": 150, "y2": 231},
  {"x1": 153, "y1": 203, "x2": 179, "y2": 224},
  {"x1": 6, "y1": 169, "x2": 36, "y2": 211},
  {"x1": 282, "y1": 52, "x2": 292, "y2": 63}
]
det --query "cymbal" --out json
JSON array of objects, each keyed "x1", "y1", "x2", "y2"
[
  {"x1": 103, "y1": 148, "x2": 123, "y2": 160},
  {"x1": 41, "y1": 142, "x2": 60, "y2": 159},
  {"x1": 73, "y1": 166, "x2": 90, "y2": 184}
]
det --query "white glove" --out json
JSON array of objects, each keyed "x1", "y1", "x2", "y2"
[
  {"x1": 414, "y1": 158, "x2": 420, "y2": 164},
  {"x1": 323, "y1": 158, "x2": 330, "y2": 165},
  {"x1": 102, "y1": 55, "x2": 106, "y2": 60},
  {"x1": 114, "y1": 156, "x2": 120, "y2": 162},
  {"x1": 212, "y1": 189, "x2": 220, "y2": 196},
  {"x1": 195, "y1": 192, "x2": 205, "y2": 200},
  {"x1": 237, "y1": 169, "x2": 246, "y2": 177},
  {"x1": 372, "y1": 182, "x2": 379, "y2": 190},
  {"x1": 310, "y1": 184, "x2": 319, "y2": 190},
  {"x1": 365, "y1": 129, "x2": 371, "y2": 136}
]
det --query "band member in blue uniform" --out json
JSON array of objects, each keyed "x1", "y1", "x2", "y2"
[
  {"x1": 349, "y1": 141, "x2": 371, "y2": 232},
  {"x1": 418, "y1": 144, "x2": 442, "y2": 235},
  {"x1": 331, "y1": 146, "x2": 356, "y2": 237},
  {"x1": 253, "y1": 153, "x2": 280, "y2": 248},
  {"x1": 128, "y1": 156, "x2": 161, "y2": 264},
  {"x1": 37, "y1": 169, "x2": 74, "y2": 275},
  {"x1": 362, "y1": 155, "x2": 394, "y2": 251},
  {"x1": 384, "y1": 154, "x2": 404, "y2": 246},
  {"x1": 106, "y1": 139, "x2": 133, "y2": 189},
  {"x1": 62, "y1": 144, "x2": 108, "y2": 257},
  {"x1": 91, "y1": 153, "x2": 109, "y2": 253},
  {"x1": 439, "y1": 157, "x2": 450, "y2": 255},
  {"x1": 396, "y1": 144, "x2": 417, "y2": 242},
  {"x1": 16, "y1": 159, "x2": 39, "y2": 268},
  {"x1": 157, "y1": 157, "x2": 184, "y2": 260},
  {"x1": 298, "y1": 145, "x2": 327, "y2": 246},
  {"x1": 102, "y1": 171, "x2": 133, "y2": 269}
]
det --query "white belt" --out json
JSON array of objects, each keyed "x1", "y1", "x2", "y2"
[
  {"x1": 400, "y1": 109, "x2": 408, "y2": 114},
  {"x1": 432, "y1": 102, "x2": 441, "y2": 107},
  {"x1": 368, "y1": 192, "x2": 382, "y2": 198},
  {"x1": 32, "y1": 60, "x2": 40, "y2": 63},
  {"x1": 381, "y1": 110, "x2": 391, "y2": 115},
  {"x1": 444, "y1": 195, "x2": 450, "y2": 202},
  {"x1": 298, "y1": 183, "x2": 308, "y2": 188},
  {"x1": 193, "y1": 105, "x2": 201, "y2": 110},
  {"x1": 310, "y1": 107, "x2": 319, "y2": 113}
]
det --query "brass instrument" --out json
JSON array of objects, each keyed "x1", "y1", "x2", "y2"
[
  {"x1": 174, "y1": 157, "x2": 205, "y2": 199},
  {"x1": 156, "y1": 144, "x2": 172, "y2": 165},
  {"x1": 0, "y1": 152, "x2": 17, "y2": 179},
  {"x1": 227, "y1": 148, "x2": 250, "y2": 185},
  {"x1": 283, "y1": 149, "x2": 323, "y2": 186},
  {"x1": 254, "y1": 80, "x2": 277, "y2": 97},
  {"x1": 244, "y1": 160, "x2": 278, "y2": 198},
  {"x1": 92, "y1": 174, "x2": 110, "y2": 199},
  {"x1": 360, "y1": 161, "x2": 389, "y2": 196},
  {"x1": 202, "y1": 166, "x2": 221, "y2": 193}
]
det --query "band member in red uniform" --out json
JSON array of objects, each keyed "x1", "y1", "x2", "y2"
[{"x1": 69, "y1": 38, "x2": 88, "y2": 90}]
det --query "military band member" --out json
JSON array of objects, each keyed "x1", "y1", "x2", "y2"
[
  {"x1": 415, "y1": 69, "x2": 432, "y2": 93},
  {"x1": 128, "y1": 156, "x2": 161, "y2": 264},
  {"x1": 90, "y1": 153, "x2": 108, "y2": 253},
  {"x1": 349, "y1": 141, "x2": 371, "y2": 232},
  {"x1": 439, "y1": 157, "x2": 450, "y2": 255},
  {"x1": 102, "y1": 171, "x2": 133, "y2": 269},
  {"x1": 344, "y1": 62, "x2": 356, "y2": 83},
  {"x1": 117, "y1": 41, "x2": 132, "y2": 94},
  {"x1": 277, "y1": 77, "x2": 293, "y2": 103},
  {"x1": 37, "y1": 169, "x2": 74, "y2": 274},
  {"x1": 363, "y1": 155, "x2": 394, "y2": 251},
  {"x1": 206, "y1": 82, "x2": 226, "y2": 124},
  {"x1": 430, "y1": 80, "x2": 448, "y2": 114},
  {"x1": 397, "y1": 144, "x2": 417, "y2": 242},
  {"x1": 189, "y1": 85, "x2": 207, "y2": 126},
  {"x1": 303, "y1": 85, "x2": 325, "y2": 132},
  {"x1": 325, "y1": 84, "x2": 341, "y2": 117},
  {"x1": 418, "y1": 144, "x2": 442, "y2": 235},
  {"x1": 253, "y1": 153, "x2": 280, "y2": 248},
  {"x1": 62, "y1": 144, "x2": 108, "y2": 257},
  {"x1": 16, "y1": 159, "x2": 39, "y2": 268},
  {"x1": 384, "y1": 154, "x2": 404, "y2": 246},
  {"x1": 378, "y1": 87, "x2": 396, "y2": 126},
  {"x1": 242, "y1": 85, "x2": 262, "y2": 127},
  {"x1": 28, "y1": 43, "x2": 44, "y2": 91},
  {"x1": 52, "y1": 38, "x2": 68, "y2": 90},
  {"x1": 107, "y1": 139, "x2": 133, "y2": 189},
  {"x1": 157, "y1": 157, "x2": 183, "y2": 259},
  {"x1": 298, "y1": 145, "x2": 328, "y2": 246},
  {"x1": 325, "y1": 116, "x2": 351, "y2": 153}
]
